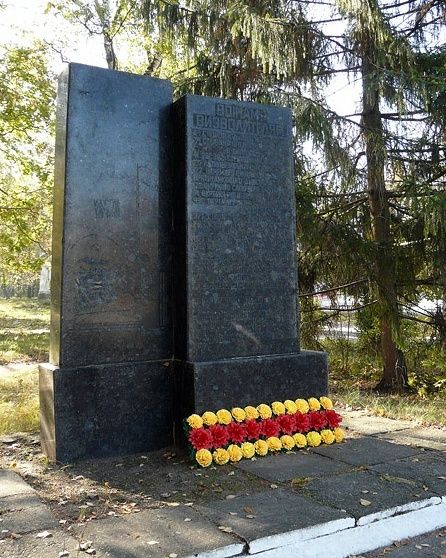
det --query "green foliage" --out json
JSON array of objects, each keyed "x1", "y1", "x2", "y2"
[{"x1": 0, "y1": 39, "x2": 55, "y2": 273}]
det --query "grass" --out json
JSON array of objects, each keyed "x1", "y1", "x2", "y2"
[
  {"x1": 332, "y1": 386, "x2": 446, "y2": 427},
  {"x1": 0, "y1": 297, "x2": 445, "y2": 435},
  {"x1": 325, "y1": 337, "x2": 446, "y2": 427},
  {"x1": 0, "y1": 297, "x2": 49, "y2": 434},
  {"x1": 0, "y1": 297, "x2": 50, "y2": 363},
  {"x1": 0, "y1": 366, "x2": 39, "y2": 435}
]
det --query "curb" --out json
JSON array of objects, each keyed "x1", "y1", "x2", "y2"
[{"x1": 190, "y1": 496, "x2": 446, "y2": 558}]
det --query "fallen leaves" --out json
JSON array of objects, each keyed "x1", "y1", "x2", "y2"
[
  {"x1": 360, "y1": 499, "x2": 371, "y2": 507},
  {"x1": 36, "y1": 531, "x2": 52, "y2": 539},
  {"x1": 218, "y1": 526, "x2": 233, "y2": 533},
  {"x1": 291, "y1": 477, "x2": 309, "y2": 488}
]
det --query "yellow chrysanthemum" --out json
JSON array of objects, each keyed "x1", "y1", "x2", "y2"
[
  {"x1": 295, "y1": 399, "x2": 309, "y2": 414},
  {"x1": 320, "y1": 429, "x2": 335, "y2": 445},
  {"x1": 257, "y1": 403, "x2": 272, "y2": 419},
  {"x1": 334, "y1": 427, "x2": 345, "y2": 443},
  {"x1": 271, "y1": 401, "x2": 286, "y2": 416},
  {"x1": 213, "y1": 448, "x2": 230, "y2": 465},
  {"x1": 319, "y1": 396, "x2": 333, "y2": 410},
  {"x1": 308, "y1": 397, "x2": 321, "y2": 411},
  {"x1": 231, "y1": 407, "x2": 246, "y2": 422},
  {"x1": 280, "y1": 435, "x2": 295, "y2": 450},
  {"x1": 267, "y1": 436, "x2": 282, "y2": 452},
  {"x1": 244, "y1": 405, "x2": 259, "y2": 420},
  {"x1": 202, "y1": 411, "x2": 218, "y2": 426},
  {"x1": 241, "y1": 442, "x2": 255, "y2": 459},
  {"x1": 187, "y1": 414, "x2": 203, "y2": 429},
  {"x1": 293, "y1": 433, "x2": 307, "y2": 448},
  {"x1": 306, "y1": 431, "x2": 322, "y2": 447},
  {"x1": 227, "y1": 444, "x2": 243, "y2": 462},
  {"x1": 284, "y1": 400, "x2": 297, "y2": 414},
  {"x1": 196, "y1": 448, "x2": 213, "y2": 467},
  {"x1": 216, "y1": 409, "x2": 232, "y2": 425},
  {"x1": 254, "y1": 440, "x2": 268, "y2": 456}
]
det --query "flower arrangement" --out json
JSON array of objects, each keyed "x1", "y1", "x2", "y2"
[{"x1": 184, "y1": 396, "x2": 345, "y2": 467}]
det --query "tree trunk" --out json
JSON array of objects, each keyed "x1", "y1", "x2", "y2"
[
  {"x1": 361, "y1": 46, "x2": 408, "y2": 392},
  {"x1": 104, "y1": 33, "x2": 118, "y2": 70}
]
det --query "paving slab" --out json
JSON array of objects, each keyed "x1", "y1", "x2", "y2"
[
  {"x1": 378, "y1": 427, "x2": 446, "y2": 451},
  {"x1": 312, "y1": 437, "x2": 424, "y2": 466},
  {"x1": 300, "y1": 469, "x2": 439, "y2": 526},
  {"x1": 342, "y1": 415, "x2": 414, "y2": 435},
  {"x1": 235, "y1": 450, "x2": 352, "y2": 482},
  {"x1": 0, "y1": 502, "x2": 58, "y2": 539},
  {"x1": 0, "y1": 494, "x2": 58, "y2": 537},
  {"x1": 74, "y1": 504, "x2": 244, "y2": 558},
  {"x1": 363, "y1": 527, "x2": 446, "y2": 557},
  {"x1": 198, "y1": 488, "x2": 354, "y2": 554},
  {"x1": 370, "y1": 453, "x2": 446, "y2": 496},
  {"x1": 0, "y1": 470, "x2": 35, "y2": 498},
  {"x1": 0, "y1": 528, "x2": 80, "y2": 558}
]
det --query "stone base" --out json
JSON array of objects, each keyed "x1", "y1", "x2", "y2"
[
  {"x1": 39, "y1": 360, "x2": 173, "y2": 463},
  {"x1": 174, "y1": 350, "x2": 328, "y2": 440}
]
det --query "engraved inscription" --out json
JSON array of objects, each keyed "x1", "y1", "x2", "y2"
[
  {"x1": 187, "y1": 99, "x2": 296, "y2": 359},
  {"x1": 192, "y1": 101, "x2": 286, "y2": 137},
  {"x1": 74, "y1": 257, "x2": 120, "y2": 311},
  {"x1": 191, "y1": 130, "x2": 258, "y2": 206},
  {"x1": 94, "y1": 199, "x2": 120, "y2": 218}
]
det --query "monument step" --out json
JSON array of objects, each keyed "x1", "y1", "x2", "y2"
[{"x1": 175, "y1": 351, "x2": 328, "y2": 419}]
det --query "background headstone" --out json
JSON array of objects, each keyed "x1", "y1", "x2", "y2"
[
  {"x1": 173, "y1": 95, "x2": 328, "y2": 420},
  {"x1": 38, "y1": 264, "x2": 50, "y2": 299},
  {"x1": 39, "y1": 64, "x2": 173, "y2": 462}
]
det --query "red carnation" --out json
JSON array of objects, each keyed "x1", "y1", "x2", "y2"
[
  {"x1": 227, "y1": 421, "x2": 246, "y2": 444},
  {"x1": 188, "y1": 427, "x2": 213, "y2": 450},
  {"x1": 308, "y1": 411, "x2": 327, "y2": 431},
  {"x1": 325, "y1": 410, "x2": 342, "y2": 429},
  {"x1": 245, "y1": 419, "x2": 262, "y2": 440},
  {"x1": 294, "y1": 412, "x2": 310, "y2": 433},
  {"x1": 277, "y1": 414, "x2": 295, "y2": 435},
  {"x1": 261, "y1": 418, "x2": 280, "y2": 438},
  {"x1": 209, "y1": 424, "x2": 229, "y2": 448}
]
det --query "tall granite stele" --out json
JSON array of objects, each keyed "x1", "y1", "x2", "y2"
[
  {"x1": 39, "y1": 64, "x2": 174, "y2": 462},
  {"x1": 173, "y1": 95, "x2": 328, "y2": 420}
]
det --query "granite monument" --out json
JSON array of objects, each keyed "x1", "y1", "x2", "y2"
[
  {"x1": 39, "y1": 64, "x2": 174, "y2": 462},
  {"x1": 40, "y1": 64, "x2": 328, "y2": 462},
  {"x1": 173, "y1": 95, "x2": 327, "y2": 420}
]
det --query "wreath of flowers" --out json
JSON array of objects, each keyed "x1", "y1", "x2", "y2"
[{"x1": 184, "y1": 396, "x2": 345, "y2": 467}]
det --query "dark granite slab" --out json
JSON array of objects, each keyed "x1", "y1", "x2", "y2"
[
  {"x1": 236, "y1": 449, "x2": 352, "y2": 482},
  {"x1": 175, "y1": 350, "x2": 328, "y2": 427},
  {"x1": 173, "y1": 95, "x2": 299, "y2": 362},
  {"x1": 51, "y1": 63, "x2": 173, "y2": 367},
  {"x1": 39, "y1": 359, "x2": 173, "y2": 462},
  {"x1": 313, "y1": 437, "x2": 424, "y2": 466}
]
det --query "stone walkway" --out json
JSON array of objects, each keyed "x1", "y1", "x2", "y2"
[{"x1": 1, "y1": 413, "x2": 445, "y2": 558}]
